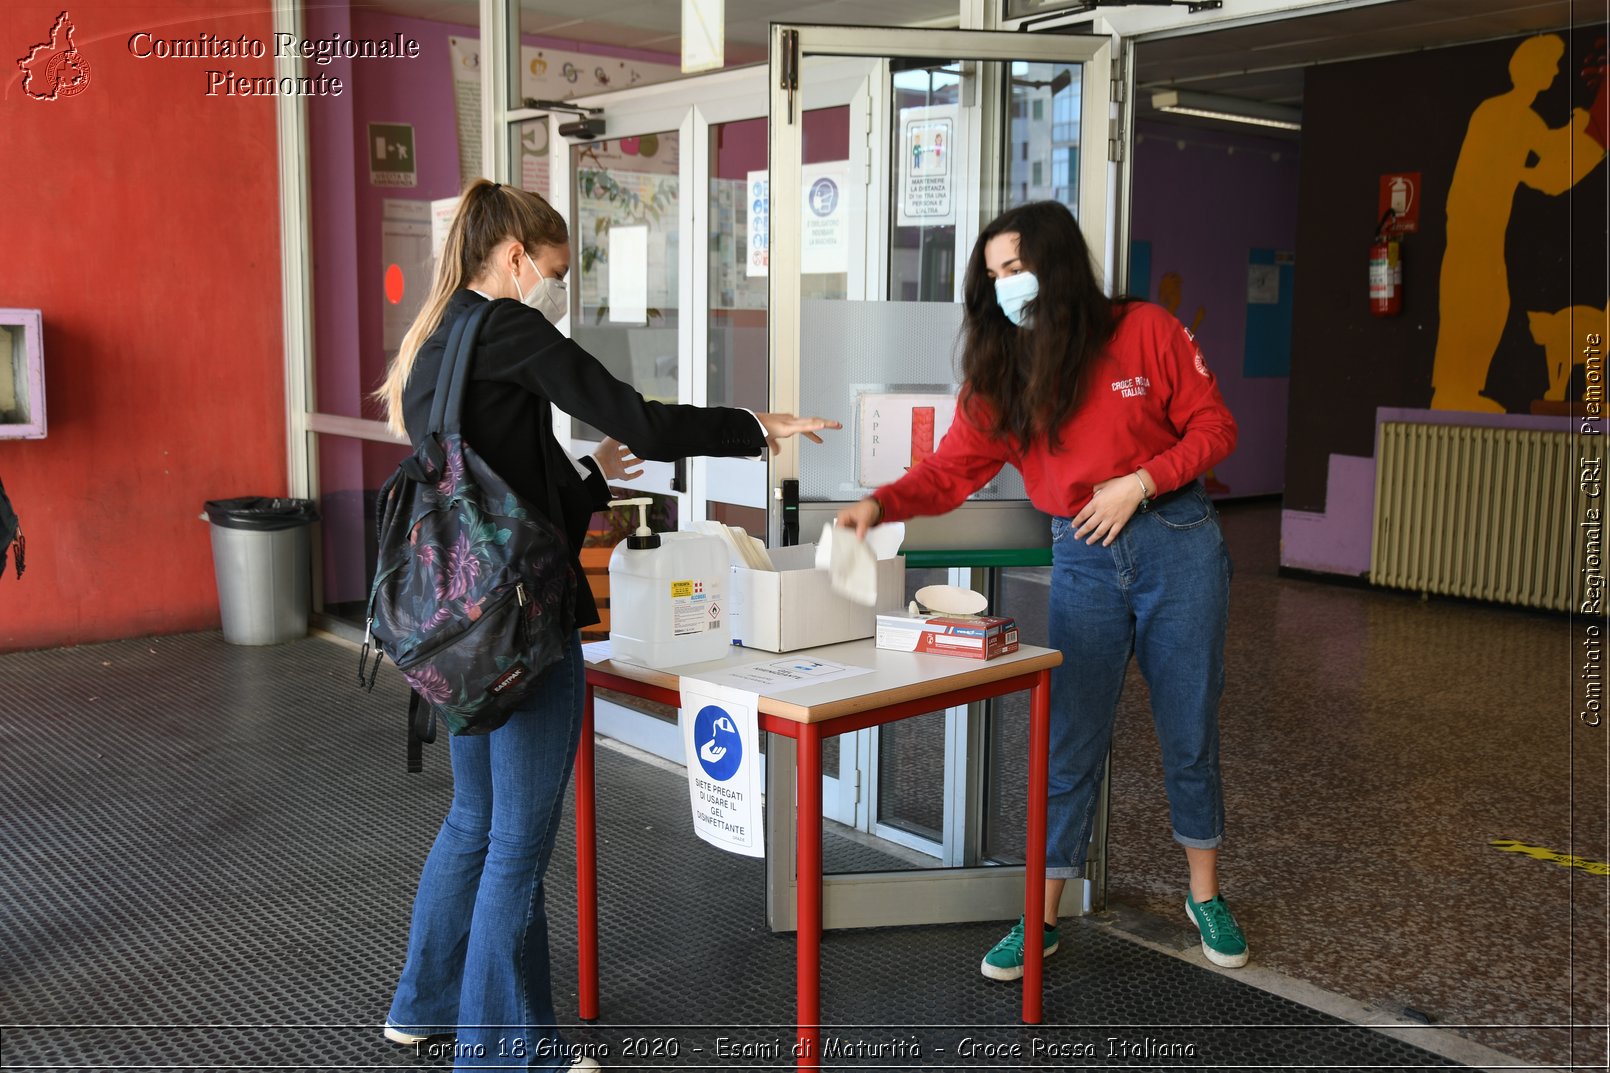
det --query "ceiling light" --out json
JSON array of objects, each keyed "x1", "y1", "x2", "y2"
[{"x1": 1150, "y1": 89, "x2": 1301, "y2": 131}]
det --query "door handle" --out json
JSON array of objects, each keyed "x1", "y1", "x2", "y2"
[{"x1": 671, "y1": 458, "x2": 687, "y2": 493}]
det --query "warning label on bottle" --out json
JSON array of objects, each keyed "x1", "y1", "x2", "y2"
[{"x1": 670, "y1": 579, "x2": 718, "y2": 636}]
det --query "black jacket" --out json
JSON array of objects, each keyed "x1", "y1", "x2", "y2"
[{"x1": 402, "y1": 288, "x2": 767, "y2": 627}]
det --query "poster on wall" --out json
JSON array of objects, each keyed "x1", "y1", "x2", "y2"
[
  {"x1": 896, "y1": 104, "x2": 958, "y2": 227},
  {"x1": 519, "y1": 121, "x2": 550, "y2": 197},
  {"x1": 381, "y1": 200, "x2": 432, "y2": 352},
  {"x1": 680, "y1": 0, "x2": 724, "y2": 74},
  {"x1": 711, "y1": 179, "x2": 767, "y2": 308},
  {"x1": 740, "y1": 163, "x2": 850, "y2": 278},
  {"x1": 608, "y1": 225, "x2": 649, "y2": 324},
  {"x1": 447, "y1": 37, "x2": 481, "y2": 183},
  {"x1": 744, "y1": 170, "x2": 768, "y2": 277},
  {"x1": 449, "y1": 35, "x2": 680, "y2": 185},
  {"x1": 857, "y1": 390, "x2": 958, "y2": 488},
  {"x1": 430, "y1": 196, "x2": 459, "y2": 260},
  {"x1": 1243, "y1": 248, "x2": 1294, "y2": 378}
]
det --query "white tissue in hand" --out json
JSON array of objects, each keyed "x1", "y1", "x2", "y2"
[{"x1": 816, "y1": 522, "x2": 879, "y2": 607}]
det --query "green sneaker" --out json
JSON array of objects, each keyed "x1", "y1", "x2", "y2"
[
  {"x1": 1185, "y1": 893, "x2": 1249, "y2": 967},
  {"x1": 980, "y1": 915, "x2": 1060, "y2": 981}
]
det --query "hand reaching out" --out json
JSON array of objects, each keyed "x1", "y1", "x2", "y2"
[
  {"x1": 834, "y1": 497, "x2": 883, "y2": 540},
  {"x1": 592, "y1": 437, "x2": 644, "y2": 482},
  {"x1": 756, "y1": 413, "x2": 843, "y2": 456}
]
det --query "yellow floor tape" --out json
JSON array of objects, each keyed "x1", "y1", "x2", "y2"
[{"x1": 1490, "y1": 840, "x2": 1610, "y2": 876}]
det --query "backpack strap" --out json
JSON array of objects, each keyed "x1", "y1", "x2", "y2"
[
  {"x1": 433, "y1": 302, "x2": 494, "y2": 437},
  {"x1": 407, "y1": 690, "x2": 437, "y2": 774}
]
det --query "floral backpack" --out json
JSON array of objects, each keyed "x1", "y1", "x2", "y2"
[{"x1": 359, "y1": 302, "x2": 576, "y2": 771}]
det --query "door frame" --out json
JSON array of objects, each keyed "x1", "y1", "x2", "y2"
[
  {"x1": 763, "y1": 22, "x2": 1114, "y2": 932},
  {"x1": 541, "y1": 59, "x2": 880, "y2": 824}
]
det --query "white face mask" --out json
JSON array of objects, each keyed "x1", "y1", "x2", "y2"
[
  {"x1": 515, "y1": 253, "x2": 568, "y2": 323},
  {"x1": 994, "y1": 270, "x2": 1039, "y2": 327}
]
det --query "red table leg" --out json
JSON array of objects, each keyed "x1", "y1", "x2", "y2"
[
  {"x1": 576, "y1": 678, "x2": 599, "y2": 1022},
  {"x1": 796, "y1": 723, "x2": 823, "y2": 1070},
  {"x1": 1022, "y1": 668, "x2": 1051, "y2": 1024}
]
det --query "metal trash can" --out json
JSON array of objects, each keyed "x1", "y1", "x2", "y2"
[{"x1": 202, "y1": 497, "x2": 320, "y2": 645}]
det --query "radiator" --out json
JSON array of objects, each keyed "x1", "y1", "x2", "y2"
[{"x1": 1370, "y1": 422, "x2": 1575, "y2": 611}]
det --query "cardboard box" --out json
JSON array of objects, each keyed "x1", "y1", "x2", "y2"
[
  {"x1": 875, "y1": 613, "x2": 1020, "y2": 660},
  {"x1": 729, "y1": 544, "x2": 906, "y2": 652}
]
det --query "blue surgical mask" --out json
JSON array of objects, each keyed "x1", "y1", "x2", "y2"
[{"x1": 994, "y1": 271, "x2": 1039, "y2": 327}]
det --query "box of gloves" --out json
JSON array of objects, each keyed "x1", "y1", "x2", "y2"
[
  {"x1": 874, "y1": 613, "x2": 1020, "y2": 660},
  {"x1": 874, "y1": 583, "x2": 1020, "y2": 660},
  {"x1": 719, "y1": 523, "x2": 906, "y2": 653}
]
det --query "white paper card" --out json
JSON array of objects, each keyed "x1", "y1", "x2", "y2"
[
  {"x1": 679, "y1": 680, "x2": 765, "y2": 857},
  {"x1": 680, "y1": 0, "x2": 724, "y2": 73},
  {"x1": 608, "y1": 224, "x2": 649, "y2": 323},
  {"x1": 697, "y1": 656, "x2": 872, "y2": 694}
]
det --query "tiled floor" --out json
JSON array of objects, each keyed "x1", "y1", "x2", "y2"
[{"x1": 1094, "y1": 502, "x2": 1606, "y2": 1069}]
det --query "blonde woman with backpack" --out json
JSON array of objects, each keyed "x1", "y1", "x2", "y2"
[{"x1": 375, "y1": 179, "x2": 837, "y2": 1070}]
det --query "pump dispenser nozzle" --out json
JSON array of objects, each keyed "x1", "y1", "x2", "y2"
[{"x1": 608, "y1": 497, "x2": 660, "y2": 550}]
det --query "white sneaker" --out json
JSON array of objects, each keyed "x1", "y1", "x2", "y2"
[
  {"x1": 569, "y1": 1058, "x2": 601, "y2": 1071},
  {"x1": 382, "y1": 1023, "x2": 431, "y2": 1045}
]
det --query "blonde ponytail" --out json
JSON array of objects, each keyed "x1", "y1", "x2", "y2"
[{"x1": 374, "y1": 179, "x2": 569, "y2": 437}]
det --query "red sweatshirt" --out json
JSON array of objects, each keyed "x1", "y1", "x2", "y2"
[{"x1": 873, "y1": 302, "x2": 1238, "y2": 522}]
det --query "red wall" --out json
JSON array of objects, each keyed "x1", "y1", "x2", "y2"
[{"x1": 0, "y1": 1, "x2": 286, "y2": 651}]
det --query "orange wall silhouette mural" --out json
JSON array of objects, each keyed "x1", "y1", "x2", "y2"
[{"x1": 1431, "y1": 34, "x2": 1606, "y2": 412}]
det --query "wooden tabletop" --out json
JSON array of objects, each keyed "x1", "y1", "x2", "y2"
[{"x1": 585, "y1": 638, "x2": 1061, "y2": 724}]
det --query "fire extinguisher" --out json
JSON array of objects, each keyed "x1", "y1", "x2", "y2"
[{"x1": 1369, "y1": 208, "x2": 1403, "y2": 317}]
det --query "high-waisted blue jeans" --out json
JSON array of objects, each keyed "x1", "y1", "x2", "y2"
[
  {"x1": 388, "y1": 633, "x2": 584, "y2": 1070},
  {"x1": 1044, "y1": 481, "x2": 1232, "y2": 880}
]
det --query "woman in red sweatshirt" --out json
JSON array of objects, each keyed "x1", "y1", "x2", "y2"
[{"x1": 836, "y1": 200, "x2": 1246, "y2": 978}]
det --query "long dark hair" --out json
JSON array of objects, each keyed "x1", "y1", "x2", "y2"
[{"x1": 960, "y1": 200, "x2": 1119, "y2": 452}]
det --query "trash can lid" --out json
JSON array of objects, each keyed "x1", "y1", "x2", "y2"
[{"x1": 203, "y1": 497, "x2": 321, "y2": 532}]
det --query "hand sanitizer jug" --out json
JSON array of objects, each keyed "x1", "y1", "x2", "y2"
[{"x1": 606, "y1": 498, "x2": 730, "y2": 668}]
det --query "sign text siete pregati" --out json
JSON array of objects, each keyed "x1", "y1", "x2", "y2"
[{"x1": 126, "y1": 31, "x2": 421, "y2": 97}]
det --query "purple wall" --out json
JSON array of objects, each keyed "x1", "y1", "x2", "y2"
[
  {"x1": 305, "y1": 4, "x2": 680, "y2": 601},
  {"x1": 1129, "y1": 119, "x2": 1300, "y2": 499}
]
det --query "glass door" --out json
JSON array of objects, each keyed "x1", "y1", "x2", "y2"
[
  {"x1": 547, "y1": 63, "x2": 876, "y2": 826},
  {"x1": 765, "y1": 24, "x2": 1114, "y2": 931}
]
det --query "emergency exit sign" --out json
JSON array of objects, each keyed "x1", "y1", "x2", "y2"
[{"x1": 369, "y1": 123, "x2": 416, "y2": 187}]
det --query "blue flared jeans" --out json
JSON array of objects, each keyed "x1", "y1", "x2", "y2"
[
  {"x1": 1044, "y1": 481, "x2": 1232, "y2": 880},
  {"x1": 388, "y1": 633, "x2": 584, "y2": 1070}
]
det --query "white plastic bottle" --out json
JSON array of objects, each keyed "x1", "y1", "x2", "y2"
[{"x1": 607, "y1": 498, "x2": 731, "y2": 668}]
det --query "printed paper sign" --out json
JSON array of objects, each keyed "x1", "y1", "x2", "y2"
[
  {"x1": 744, "y1": 170, "x2": 769, "y2": 277},
  {"x1": 801, "y1": 161, "x2": 850, "y2": 275},
  {"x1": 897, "y1": 105, "x2": 958, "y2": 227},
  {"x1": 858, "y1": 391, "x2": 959, "y2": 487},
  {"x1": 608, "y1": 224, "x2": 649, "y2": 324},
  {"x1": 679, "y1": 680, "x2": 764, "y2": 857},
  {"x1": 697, "y1": 656, "x2": 871, "y2": 694}
]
